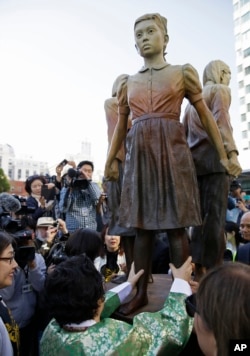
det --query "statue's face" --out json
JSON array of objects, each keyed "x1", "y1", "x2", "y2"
[
  {"x1": 134, "y1": 19, "x2": 165, "y2": 58},
  {"x1": 221, "y1": 68, "x2": 231, "y2": 86}
]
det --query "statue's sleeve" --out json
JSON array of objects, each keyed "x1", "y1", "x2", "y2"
[
  {"x1": 117, "y1": 75, "x2": 130, "y2": 116},
  {"x1": 183, "y1": 63, "x2": 203, "y2": 105},
  {"x1": 208, "y1": 84, "x2": 239, "y2": 155}
]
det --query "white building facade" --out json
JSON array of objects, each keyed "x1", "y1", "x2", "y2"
[
  {"x1": 0, "y1": 143, "x2": 50, "y2": 181},
  {"x1": 233, "y1": 0, "x2": 250, "y2": 168}
]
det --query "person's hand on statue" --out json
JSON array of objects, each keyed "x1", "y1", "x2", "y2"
[
  {"x1": 104, "y1": 158, "x2": 119, "y2": 181},
  {"x1": 169, "y1": 256, "x2": 193, "y2": 283},
  {"x1": 127, "y1": 262, "x2": 144, "y2": 289}
]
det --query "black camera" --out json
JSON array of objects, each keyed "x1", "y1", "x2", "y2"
[
  {"x1": 12, "y1": 195, "x2": 36, "y2": 216},
  {"x1": 68, "y1": 168, "x2": 89, "y2": 189},
  {"x1": 12, "y1": 230, "x2": 36, "y2": 268},
  {"x1": 46, "y1": 241, "x2": 68, "y2": 266},
  {"x1": 0, "y1": 212, "x2": 24, "y2": 234}
]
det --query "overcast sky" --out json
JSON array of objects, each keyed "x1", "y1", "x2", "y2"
[{"x1": 0, "y1": 0, "x2": 242, "y2": 172}]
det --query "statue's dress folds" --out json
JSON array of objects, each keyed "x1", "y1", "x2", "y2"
[{"x1": 118, "y1": 63, "x2": 202, "y2": 230}]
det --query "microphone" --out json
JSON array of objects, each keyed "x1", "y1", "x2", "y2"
[{"x1": 0, "y1": 193, "x2": 21, "y2": 214}]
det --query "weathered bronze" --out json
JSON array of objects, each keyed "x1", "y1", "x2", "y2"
[{"x1": 104, "y1": 13, "x2": 239, "y2": 314}]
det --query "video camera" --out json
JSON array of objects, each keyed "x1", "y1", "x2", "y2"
[
  {"x1": 0, "y1": 193, "x2": 36, "y2": 267},
  {"x1": 12, "y1": 230, "x2": 35, "y2": 268},
  {"x1": 0, "y1": 195, "x2": 35, "y2": 233},
  {"x1": 67, "y1": 168, "x2": 89, "y2": 189}
]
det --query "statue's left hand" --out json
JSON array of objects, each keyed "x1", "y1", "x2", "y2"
[{"x1": 104, "y1": 159, "x2": 119, "y2": 181}]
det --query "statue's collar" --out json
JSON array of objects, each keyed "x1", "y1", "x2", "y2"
[{"x1": 139, "y1": 62, "x2": 169, "y2": 72}]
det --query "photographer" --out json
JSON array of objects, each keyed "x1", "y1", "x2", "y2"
[
  {"x1": 34, "y1": 217, "x2": 69, "y2": 267},
  {"x1": 25, "y1": 175, "x2": 56, "y2": 222},
  {"x1": 0, "y1": 226, "x2": 46, "y2": 356},
  {"x1": 59, "y1": 160, "x2": 101, "y2": 233}
]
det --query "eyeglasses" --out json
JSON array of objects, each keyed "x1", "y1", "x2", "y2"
[
  {"x1": 185, "y1": 294, "x2": 198, "y2": 317},
  {"x1": 0, "y1": 253, "x2": 15, "y2": 265}
]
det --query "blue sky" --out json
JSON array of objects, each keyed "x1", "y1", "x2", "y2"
[{"x1": 0, "y1": 0, "x2": 240, "y2": 172}]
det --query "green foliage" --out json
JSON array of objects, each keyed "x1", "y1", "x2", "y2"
[{"x1": 0, "y1": 168, "x2": 10, "y2": 193}]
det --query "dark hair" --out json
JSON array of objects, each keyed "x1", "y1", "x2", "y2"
[
  {"x1": 24, "y1": 175, "x2": 46, "y2": 194},
  {"x1": 65, "y1": 228, "x2": 102, "y2": 262},
  {"x1": 197, "y1": 262, "x2": 250, "y2": 356},
  {"x1": 43, "y1": 254, "x2": 105, "y2": 326},
  {"x1": 0, "y1": 231, "x2": 13, "y2": 256},
  {"x1": 225, "y1": 221, "x2": 241, "y2": 247},
  {"x1": 77, "y1": 160, "x2": 94, "y2": 171},
  {"x1": 100, "y1": 224, "x2": 124, "y2": 257},
  {"x1": 20, "y1": 216, "x2": 37, "y2": 231},
  {"x1": 230, "y1": 179, "x2": 241, "y2": 192}
]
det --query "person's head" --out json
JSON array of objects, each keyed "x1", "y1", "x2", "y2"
[
  {"x1": 43, "y1": 254, "x2": 105, "y2": 326},
  {"x1": 65, "y1": 228, "x2": 102, "y2": 261},
  {"x1": 239, "y1": 211, "x2": 250, "y2": 241},
  {"x1": 194, "y1": 263, "x2": 250, "y2": 356},
  {"x1": 203, "y1": 60, "x2": 231, "y2": 86},
  {"x1": 77, "y1": 161, "x2": 94, "y2": 180},
  {"x1": 100, "y1": 225, "x2": 122, "y2": 254},
  {"x1": 134, "y1": 13, "x2": 169, "y2": 60},
  {"x1": 36, "y1": 217, "x2": 57, "y2": 241},
  {"x1": 229, "y1": 179, "x2": 242, "y2": 198},
  {"x1": 25, "y1": 174, "x2": 46, "y2": 195},
  {"x1": 0, "y1": 231, "x2": 18, "y2": 288},
  {"x1": 225, "y1": 221, "x2": 241, "y2": 247}
]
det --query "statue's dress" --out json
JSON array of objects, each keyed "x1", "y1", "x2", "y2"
[{"x1": 118, "y1": 63, "x2": 202, "y2": 230}]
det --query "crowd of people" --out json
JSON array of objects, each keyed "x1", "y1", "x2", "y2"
[{"x1": 1, "y1": 10, "x2": 250, "y2": 356}]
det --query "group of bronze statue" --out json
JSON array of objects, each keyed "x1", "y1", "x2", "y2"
[{"x1": 103, "y1": 13, "x2": 242, "y2": 315}]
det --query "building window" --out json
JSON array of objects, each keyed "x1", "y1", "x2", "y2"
[
  {"x1": 247, "y1": 103, "x2": 250, "y2": 112},
  {"x1": 237, "y1": 64, "x2": 243, "y2": 72},
  {"x1": 246, "y1": 84, "x2": 250, "y2": 94},
  {"x1": 243, "y1": 47, "x2": 250, "y2": 58},
  {"x1": 25, "y1": 170, "x2": 29, "y2": 179},
  {"x1": 242, "y1": 11, "x2": 250, "y2": 24},
  {"x1": 242, "y1": 130, "x2": 248, "y2": 139},
  {"x1": 241, "y1": 113, "x2": 247, "y2": 122},
  {"x1": 17, "y1": 169, "x2": 21, "y2": 179},
  {"x1": 248, "y1": 122, "x2": 250, "y2": 131},
  {"x1": 245, "y1": 66, "x2": 250, "y2": 75},
  {"x1": 8, "y1": 169, "x2": 13, "y2": 179},
  {"x1": 242, "y1": 29, "x2": 250, "y2": 41},
  {"x1": 239, "y1": 80, "x2": 244, "y2": 89},
  {"x1": 240, "y1": 97, "x2": 245, "y2": 105},
  {"x1": 234, "y1": 2, "x2": 239, "y2": 11},
  {"x1": 240, "y1": 0, "x2": 249, "y2": 6}
]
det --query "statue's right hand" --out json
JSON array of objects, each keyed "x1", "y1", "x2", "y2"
[{"x1": 104, "y1": 159, "x2": 119, "y2": 181}]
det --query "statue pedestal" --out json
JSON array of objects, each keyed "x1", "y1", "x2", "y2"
[{"x1": 106, "y1": 274, "x2": 173, "y2": 324}]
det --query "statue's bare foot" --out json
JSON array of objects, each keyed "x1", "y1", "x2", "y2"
[{"x1": 119, "y1": 294, "x2": 148, "y2": 315}]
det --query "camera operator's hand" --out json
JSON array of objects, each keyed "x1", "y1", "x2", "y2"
[
  {"x1": 57, "y1": 218, "x2": 69, "y2": 235},
  {"x1": 46, "y1": 226, "x2": 58, "y2": 244},
  {"x1": 67, "y1": 160, "x2": 76, "y2": 168},
  {"x1": 56, "y1": 165, "x2": 63, "y2": 182},
  {"x1": 237, "y1": 199, "x2": 249, "y2": 213},
  {"x1": 39, "y1": 196, "x2": 46, "y2": 209}
]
